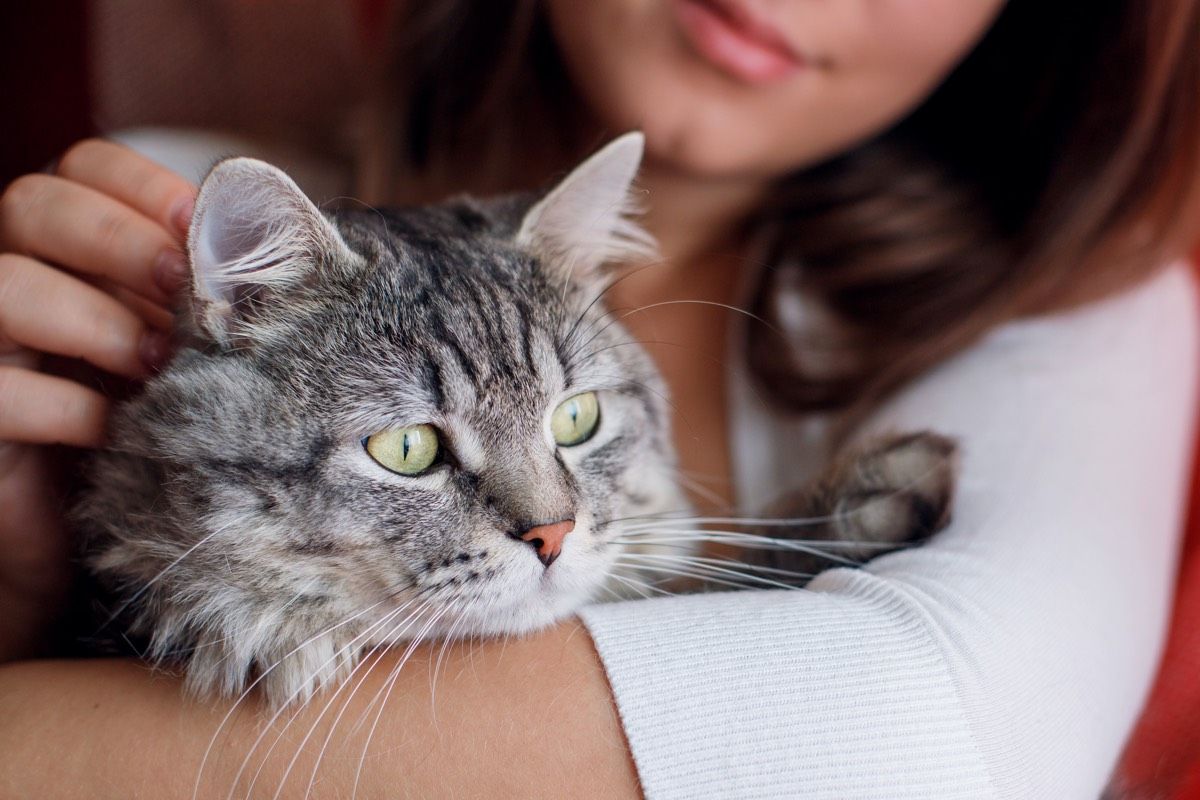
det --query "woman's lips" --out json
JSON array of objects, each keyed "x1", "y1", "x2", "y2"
[{"x1": 671, "y1": 0, "x2": 806, "y2": 84}]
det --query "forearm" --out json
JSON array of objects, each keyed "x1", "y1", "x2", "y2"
[{"x1": 0, "y1": 620, "x2": 641, "y2": 799}]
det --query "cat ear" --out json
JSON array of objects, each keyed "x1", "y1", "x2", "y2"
[
  {"x1": 516, "y1": 132, "x2": 657, "y2": 277},
  {"x1": 187, "y1": 157, "x2": 352, "y2": 344}
]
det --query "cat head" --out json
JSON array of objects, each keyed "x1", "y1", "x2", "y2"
[{"x1": 82, "y1": 134, "x2": 686, "y2": 705}]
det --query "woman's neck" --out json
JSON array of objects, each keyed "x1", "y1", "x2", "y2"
[
  {"x1": 604, "y1": 162, "x2": 769, "y2": 513},
  {"x1": 636, "y1": 159, "x2": 769, "y2": 269}
]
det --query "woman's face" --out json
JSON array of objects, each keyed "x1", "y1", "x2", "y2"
[{"x1": 545, "y1": 0, "x2": 1006, "y2": 180}]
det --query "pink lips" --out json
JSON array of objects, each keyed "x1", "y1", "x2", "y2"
[{"x1": 671, "y1": 0, "x2": 806, "y2": 84}]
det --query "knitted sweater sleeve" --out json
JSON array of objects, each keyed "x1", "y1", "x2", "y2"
[{"x1": 579, "y1": 264, "x2": 1199, "y2": 799}]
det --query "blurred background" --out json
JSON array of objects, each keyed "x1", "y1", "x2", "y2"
[{"x1": 2, "y1": 0, "x2": 393, "y2": 186}]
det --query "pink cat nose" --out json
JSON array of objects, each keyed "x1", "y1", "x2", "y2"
[{"x1": 516, "y1": 520, "x2": 575, "y2": 568}]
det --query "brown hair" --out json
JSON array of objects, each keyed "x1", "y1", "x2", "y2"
[{"x1": 375, "y1": 0, "x2": 1200, "y2": 415}]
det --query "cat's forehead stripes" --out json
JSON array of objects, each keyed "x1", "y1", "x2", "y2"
[{"x1": 348, "y1": 224, "x2": 576, "y2": 410}]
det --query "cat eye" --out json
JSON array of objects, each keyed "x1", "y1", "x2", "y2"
[
  {"x1": 550, "y1": 392, "x2": 601, "y2": 447},
  {"x1": 364, "y1": 424, "x2": 441, "y2": 476}
]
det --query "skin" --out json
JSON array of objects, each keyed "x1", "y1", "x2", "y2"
[
  {"x1": 0, "y1": 1, "x2": 1006, "y2": 795},
  {"x1": 0, "y1": 623, "x2": 638, "y2": 799}
]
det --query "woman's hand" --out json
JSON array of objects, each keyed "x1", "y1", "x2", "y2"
[{"x1": 0, "y1": 139, "x2": 196, "y2": 660}]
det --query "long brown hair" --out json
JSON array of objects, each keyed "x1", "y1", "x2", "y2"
[{"x1": 376, "y1": 0, "x2": 1200, "y2": 415}]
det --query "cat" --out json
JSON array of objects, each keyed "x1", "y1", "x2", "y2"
[{"x1": 73, "y1": 133, "x2": 956, "y2": 708}]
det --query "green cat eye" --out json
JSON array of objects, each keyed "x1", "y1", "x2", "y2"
[
  {"x1": 551, "y1": 392, "x2": 600, "y2": 447},
  {"x1": 364, "y1": 424, "x2": 440, "y2": 476}
]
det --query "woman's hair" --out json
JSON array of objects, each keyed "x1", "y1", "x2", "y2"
[{"x1": 375, "y1": 0, "x2": 1200, "y2": 415}]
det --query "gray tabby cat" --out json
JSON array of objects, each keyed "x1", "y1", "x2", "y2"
[{"x1": 74, "y1": 133, "x2": 956, "y2": 708}]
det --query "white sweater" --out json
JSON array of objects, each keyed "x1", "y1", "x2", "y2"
[{"x1": 580, "y1": 263, "x2": 1199, "y2": 799}]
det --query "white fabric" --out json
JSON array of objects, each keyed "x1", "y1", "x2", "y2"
[{"x1": 580, "y1": 263, "x2": 1199, "y2": 799}]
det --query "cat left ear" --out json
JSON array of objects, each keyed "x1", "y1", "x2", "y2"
[
  {"x1": 187, "y1": 157, "x2": 354, "y2": 344},
  {"x1": 516, "y1": 132, "x2": 657, "y2": 278}
]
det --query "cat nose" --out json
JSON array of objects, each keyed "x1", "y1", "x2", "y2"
[{"x1": 512, "y1": 519, "x2": 575, "y2": 568}]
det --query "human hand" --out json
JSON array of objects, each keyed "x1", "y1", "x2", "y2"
[{"x1": 0, "y1": 139, "x2": 196, "y2": 659}]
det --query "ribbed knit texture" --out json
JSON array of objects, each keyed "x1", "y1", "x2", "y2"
[{"x1": 581, "y1": 265, "x2": 1199, "y2": 799}]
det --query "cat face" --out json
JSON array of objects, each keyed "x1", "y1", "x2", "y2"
[{"x1": 80, "y1": 135, "x2": 687, "y2": 705}]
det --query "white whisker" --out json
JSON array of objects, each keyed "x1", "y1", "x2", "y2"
[
  {"x1": 228, "y1": 600, "x2": 416, "y2": 800},
  {"x1": 265, "y1": 599, "x2": 435, "y2": 800},
  {"x1": 608, "y1": 571, "x2": 676, "y2": 599},
  {"x1": 615, "y1": 552, "x2": 807, "y2": 591},
  {"x1": 193, "y1": 597, "x2": 386, "y2": 800},
  {"x1": 351, "y1": 605, "x2": 453, "y2": 800},
  {"x1": 97, "y1": 517, "x2": 240, "y2": 638},
  {"x1": 296, "y1": 601, "x2": 435, "y2": 800}
]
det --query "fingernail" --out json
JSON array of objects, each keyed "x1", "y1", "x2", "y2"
[
  {"x1": 139, "y1": 331, "x2": 173, "y2": 372},
  {"x1": 171, "y1": 195, "x2": 196, "y2": 237},
  {"x1": 154, "y1": 248, "x2": 190, "y2": 295}
]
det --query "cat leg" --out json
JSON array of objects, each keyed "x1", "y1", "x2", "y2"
[{"x1": 738, "y1": 431, "x2": 959, "y2": 585}]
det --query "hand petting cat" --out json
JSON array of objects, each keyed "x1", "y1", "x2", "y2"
[{"x1": 0, "y1": 140, "x2": 196, "y2": 659}]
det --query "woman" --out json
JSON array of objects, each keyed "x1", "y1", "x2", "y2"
[{"x1": 1, "y1": 0, "x2": 1199, "y2": 796}]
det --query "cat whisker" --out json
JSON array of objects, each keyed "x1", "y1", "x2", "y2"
[
  {"x1": 597, "y1": 506, "x2": 699, "y2": 528},
  {"x1": 617, "y1": 526, "x2": 905, "y2": 552},
  {"x1": 607, "y1": 571, "x2": 677, "y2": 599},
  {"x1": 193, "y1": 596, "x2": 388, "y2": 800},
  {"x1": 94, "y1": 516, "x2": 240, "y2": 638},
  {"x1": 566, "y1": 298, "x2": 777, "y2": 371},
  {"x1": 586, "y1": 369, "x2": 684, "y2": 421},
  {"x1": 202, "y1": 577, "x2": 331, "y2": 671},
  {"x1": 296, "y1": 602, "x2": 440, "y2": 800},
  {"x1": 266, "y1": 599, "x2": 440, "y2": 800},
  {"x1": 348, "y1": 602, "x2": 453, "y2": 735},
  {"x1": 429, "y1": 611, "x2": 472, "y2": 727},
  {"x1": 627, "y1": 552, "x2": 818, "y2": 581},
  {"x1": 598, "y1": 581, "x2": 630, "y2": 602},
  {"x1": 229, "y1": 599, "x2": 420, "y2": 800},
  {"x1": 614, "y1": 530, "x2": 884, "y2": 567},
  {"x1": 351, "y1": 604, "x2": 455, "y2": 800},
  {"x1": 613, "y1": 558, "x2": 773, "y2": 592},
  {"x1": 670, "y1": 471, "x2": 732, "y2": 511},
  {"x1": 619, "y1": 513, "x2": 843, "y2": 529},
  {"x1": 560, "y1": 258, "x2": 667, "y2": 351},
  {"x1": 614, "y1": 553, "x2": 805, "y2": 591}
]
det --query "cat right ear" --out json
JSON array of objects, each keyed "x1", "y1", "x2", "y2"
[
  {"x1": 516, "y1": 132, "x2": 657, "y2": 279},
  {"x1": 187, "y1": 158, "x2": 353, "y2": 345}
]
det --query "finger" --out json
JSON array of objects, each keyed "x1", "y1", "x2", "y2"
[
  {"x1": 0, "y1": 174, "x2": 187, "y2": 304},
  {"x1": 109, "y1": 285, "x2": 176, "y2": 333},
  {"x1": 0, "y1": 365, "x2": 109, "y2": 447},
  {"x1": 0, "y1": 254, "x2": 169, "y2": 378},
  {"x1": 57, "y1": 139, "x2": 197, "y2": 241},
  {"x1": 78, "y1": 273, "x2": 175, "y2": 331}
]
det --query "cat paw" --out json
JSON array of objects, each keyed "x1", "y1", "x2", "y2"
[{"x1": 831, "y1": 431, "x2": 958, "y2": 547}]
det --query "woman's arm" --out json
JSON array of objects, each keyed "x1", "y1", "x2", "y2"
[{"x1": 0, "y1": 620, "x2": 640, "y2": 799}]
